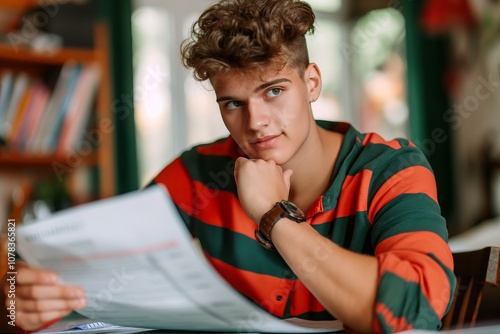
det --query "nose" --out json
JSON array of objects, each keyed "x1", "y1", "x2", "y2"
[{"x1": 246, "y1": 100, "x2": 270, "y2": 131}]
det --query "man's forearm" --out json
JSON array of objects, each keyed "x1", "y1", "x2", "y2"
[{"x1": 272, "y1": 219, "x2": 378, "y2": 333}]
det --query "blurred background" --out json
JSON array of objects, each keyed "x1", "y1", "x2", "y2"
[{"x1": 0, "y1": 0, "x2": 499, "y2": 320}]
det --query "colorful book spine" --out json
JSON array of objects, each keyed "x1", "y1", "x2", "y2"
[
  {"x1": 0, "y1": 71, "x2": 14, "y2": 127},
  {"x1": 12, "y1": 81, "x2": 48, "y2": 150},
  {"x1": 1, "y1": 61, "x2": 101, "y2": 155},
  {"x1": 0, "y1": 72, "x2": 29, "y2": 141},
  {"x1": 28, "y1": 62, "x2": 78, "y2": 154},
  {"x1": 43, "y1": 63, "x2": 82, "y2": 154},
  {"x1": 7, "y1": 84, "x2": 36, "y2": 146},
  {"x1": 57, "y1": 63, "x2": 101, "y2": 155},
  {"x1": 23, "y1": 86, "x2": 50, "y2": 151}
]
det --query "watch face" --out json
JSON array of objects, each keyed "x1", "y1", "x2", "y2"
[{"x1": 281, "y1": 200, "x2": 305, "y2": 221}]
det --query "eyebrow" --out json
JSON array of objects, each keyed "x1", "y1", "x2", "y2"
[{"x1": 216, "y1": 78, "x2": 291, "y2": 103}]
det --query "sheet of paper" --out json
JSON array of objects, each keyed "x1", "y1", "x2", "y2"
[
  {"x1": 17, "y1": 186, "x2": 342, "y2": 333},
  {"x1": 35, "y1": 312, "x2": 153, "y2": 334},
  {"x1": 37, "y1": 321, "x2": 152, "y2": 334}
]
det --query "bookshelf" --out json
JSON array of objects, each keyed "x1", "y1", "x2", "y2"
[
  {"x1": 0, "y1": 2, "x2": 116, "y2": 275},
  {"x1": 0, "y1": 44, "x2": 97, "y2": 65},
  {"x1": 0, "y1": 24, "x2": 115, "y2": 199}
]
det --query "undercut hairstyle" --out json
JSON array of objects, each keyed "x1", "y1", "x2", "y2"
[{"x1": 181, "y1": 0, "x2": 315, "y2": 81}]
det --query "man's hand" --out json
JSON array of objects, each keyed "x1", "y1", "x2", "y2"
[
  {"x1": 234, "y1": 157, "x2": 293, "y2": 223},
  {"x1": 3, "y1": 262, "x2": 86, "y2": 331}
]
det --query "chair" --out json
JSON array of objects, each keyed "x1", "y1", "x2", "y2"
[{"x1": 442, "y1": 246, "x2": 500, "y2": 330}]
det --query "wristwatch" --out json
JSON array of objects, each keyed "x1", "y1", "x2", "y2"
[{"x1": 255, "y1": 200, "x2": 306, "y2": 249}]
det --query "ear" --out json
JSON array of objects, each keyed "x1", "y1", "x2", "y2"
[{"x1": 304, "y1": 63, "x2": 322, "y2": 103}]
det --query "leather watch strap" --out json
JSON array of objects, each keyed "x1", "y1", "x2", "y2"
[
  {"x1": 259, "y1": 202, "x2": 284, "y2": 243},
  {"x1": 255, "y1": 201, "x2": 305, "y2": 249}
]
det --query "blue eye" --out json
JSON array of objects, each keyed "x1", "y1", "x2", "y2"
[
  {"x1": 266, "y1": 88, "x2": 282, "y2": 98},
  {"x1": 226, "y1": 101, "x2": 243, "y2": 110}
]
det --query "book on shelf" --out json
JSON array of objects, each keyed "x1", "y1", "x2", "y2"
[
  {"x1": 56, "y1": 63, "x2": 101, "y2": 155},
  {"x1": 12, "y1": 81, "x2": 49, "y2": 149},
  {"x1": 0, "y1": 72, "x2": 30, "y2": 141},
  {"x1": 6, "y1": 82, "x2": 34, "y2": 144},
  {"x1": 43, "y1": 63, "x2": 82, "y2": 154},
  {"x1": 0, "y1": 71, "x2": 14, "y2": 125},
  {"x1": 0, "y1": 61, "x2": 100, "y2": 156},
  {"x1": 29, "y1": 61, "x2": 79, "y2": 154}
]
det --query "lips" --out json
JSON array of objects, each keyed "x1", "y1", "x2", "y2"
[
  {"x1": 251, "y1": 134, "x2": 282, "y2": 150},
  {"x1": 254, "y1": 135, "x2": 280, "y2": 143}
]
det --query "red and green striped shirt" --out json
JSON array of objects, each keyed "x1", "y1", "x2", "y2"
[{"x1": 152, "y1": 121, "x2": 456, "y2": 332}]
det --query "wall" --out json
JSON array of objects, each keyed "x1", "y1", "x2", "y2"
[{"x1": 452, "y1": 57, "x2": 500, "y2": 231}]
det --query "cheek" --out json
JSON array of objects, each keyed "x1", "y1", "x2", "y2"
[
  {"x1": 221, "y1": 114, "x2": 245, "y2": 140},
  {"x1": 282, "y1": 101, "x2": 309, "y2": 127},
  {"x1": 221, "y1": 112, "x2": 237, "y2": 130}
]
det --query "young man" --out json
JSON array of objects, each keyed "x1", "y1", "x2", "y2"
[{"x1": 2, "y1": 0, "x2": 455, "y2": 333}]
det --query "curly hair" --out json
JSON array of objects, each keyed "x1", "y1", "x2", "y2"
[{"x1": 181, "y1": 0, "x2": 315, "y2": 81}]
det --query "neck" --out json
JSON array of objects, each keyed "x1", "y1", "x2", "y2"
[{"x1": 284, "y1": 123, "x2": 343, "y2": 213}]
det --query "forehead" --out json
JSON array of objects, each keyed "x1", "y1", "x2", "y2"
[{"x1": 210, "y1": 64, "x2": 301, "y2": 92}]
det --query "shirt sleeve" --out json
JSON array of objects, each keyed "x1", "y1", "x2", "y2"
[
  {"x1": 367, "y1": 147, "x2": 456, "y2": 332},
  {"x1": 151, "y1": 156, "x2": 196, "y2": 233}
]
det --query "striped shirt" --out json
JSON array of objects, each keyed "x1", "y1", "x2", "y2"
[{"x1": 152, "y1": 121, "x2": 456, "y2": 332}]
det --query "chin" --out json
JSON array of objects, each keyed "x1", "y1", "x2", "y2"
[
  {"x1": 241, "y1": 143, "x2": 292, "y2": 164},
  {"x1": 257, "y1": 152, "x2": 290, "y2": 165}
]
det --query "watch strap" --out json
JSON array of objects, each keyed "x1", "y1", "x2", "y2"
[
  {"x1": 256, "y1": 202, "x2": 284, "y2": 249},
  {"x1": 255, "y1": 201, "x2": 305, "y2": 249}
]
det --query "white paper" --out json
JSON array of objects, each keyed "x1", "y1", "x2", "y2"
[
  {"x1": 33, "y1": 312, "x2": 152, "y2": 333},
  {"x1": 17, "y1": 186, "x2": 342, "y2": 333}
]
